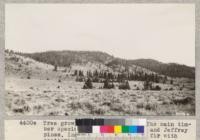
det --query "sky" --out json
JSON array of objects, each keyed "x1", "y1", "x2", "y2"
[{"x1": 5, "y1": 4, "x2": 195, "y2": 66}]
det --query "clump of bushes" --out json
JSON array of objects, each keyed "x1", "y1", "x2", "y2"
[
  {"x1": 83, "y1": 78, "x2": 93, "y2": 89},
  {"x1": 172, "y1": 97, "x2": 193, "y2": 105}
]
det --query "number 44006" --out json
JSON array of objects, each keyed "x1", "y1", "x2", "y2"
[{"x1": 19, "y1": 120, "x2": 37, "y2": 126}]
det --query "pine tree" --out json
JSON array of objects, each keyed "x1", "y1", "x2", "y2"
[
  {"x1": 83, "y1": 78, "x2": 93, "y2": 89},
  {"x1": 103, "y1": 78, "x2": 115, "y2": 89},
  {"x1": 170, "y1": 79, "x2": 173, "y2": 85},
  {"x1": 74, "y1": 70, "x2": 78, "y2": 76},
  {"x1": 143, "y1": 80, "x2": 152, "y2": 90},
  {"x1": 119, "y1": 80, "x2": 130, "y2": 90},
  {"x1": 54, "y1": 64, "x2": 57, "y2": 71},
  {"x1": 103, "y1": 79, "x2": 109, "y2": 89},
  {"x1": 79, "y1": 70, "x2": 84, "y2": 76}
]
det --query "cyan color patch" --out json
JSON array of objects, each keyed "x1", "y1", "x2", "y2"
[{"x1": 129, "y1": 126, "x2": 137, "y2": 133}]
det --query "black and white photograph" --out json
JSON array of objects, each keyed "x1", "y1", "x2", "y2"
[{"x1": 5, "y1": 4, "x2": 195, "y2": 116}]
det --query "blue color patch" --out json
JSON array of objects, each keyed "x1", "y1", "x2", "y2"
[{"x1": 137, "y1": 126, "x2": 144, "y2": 133}]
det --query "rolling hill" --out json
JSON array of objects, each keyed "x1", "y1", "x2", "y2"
[{"x1": 14, "y1": 50, "x2": 195, "y2": 79}]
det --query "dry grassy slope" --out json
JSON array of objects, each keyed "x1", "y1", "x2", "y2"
[{"x1": 6, "y1": 52, "x2": 59, "y2": 80}]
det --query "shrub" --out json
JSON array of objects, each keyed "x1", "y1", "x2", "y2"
[
  {"x1": 136, "y1": 102, "x2": 144, "y2": 109},
  {"x1": 25, "y1": 62, "x2": 29, "y2": 65},
  {"x1": 92, "y1": 108, "x2": 106, "y2": 115},
  {"x1": 173, "y1": 97, "x2": 193, "y2": 105},
  {"x1": 83, "y1": 78, "x2": 93, "y2": 89},
  {"x1": 145, "y1": 103, "x2": 157, "y2": 111},
  {"x1": 64, "y1": 112, "x2": 69, "y2": 116},
  {"x1": 10, "y1": 56, "x2": 19, "y2": 62},
  {"x1": 169, "y1": 87, "x2": 174, "y2": 91},
  {"x1": 13, "y1": 108, "x2": 24, "y2": 113},
  {"x1": 27, "y1": 75, "x2": 31, "y2": 79},
  {"x1": 152, "y1": 85, "x2": 161, "y2": 91},
  {"x1": 55, "y1": 98, "x2": 64, "y2": 102}
]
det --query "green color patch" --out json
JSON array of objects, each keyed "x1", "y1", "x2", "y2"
[{"x1": 122, "y1": 126, "x2": 129, "y2": 133}]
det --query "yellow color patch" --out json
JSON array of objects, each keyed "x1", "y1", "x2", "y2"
[{"x1": 114, "y1": 125, "x2": 122, "y2": 134}]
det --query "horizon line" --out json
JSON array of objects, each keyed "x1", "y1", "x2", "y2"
[{"x1": 6, "y1": 48, "x2": 195, "y2": 67}]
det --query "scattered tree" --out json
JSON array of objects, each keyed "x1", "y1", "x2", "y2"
[
  {"x1": 54, "y1": 64, "x2": 58, "y2": 71},
  {"x1": 103, "y1": 79, "x2": 115, "y2": 89},
  {"x1": 83, "y1": 78, "x2": 93, "y2": 89},
  {"x1": 170, "y1": 79, "x2": 173, "y2": 85},
  {"x1": 143, "y1": 80, "x2": 152, "y2": 90},
  {"x1": 119, "y1": 81, "x2": 130, "y2": 90}
]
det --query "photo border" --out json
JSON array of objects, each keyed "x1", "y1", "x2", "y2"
[{"x1": 0, "y1": 0, "x2": 199, "y2": 140}]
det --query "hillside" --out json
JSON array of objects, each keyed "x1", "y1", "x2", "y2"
[
  {"x1": 127, "y1": 59, "x2": 194, "y2": 79},
  {"x1": 15, "y1": 50, "x2": 194, "y2": 79},
  {"x1": 20, "y1": 50, "x2": 114, "y2": 67},
  {"x1": 129, "y1": 59, "x2": 195, "y2": 79},
  {"x1": 5, "y1": 50, "x2": 195, "y2": 116},
  {"x1": 5, "y1": 50, "x2": 118, "y2": 81}
]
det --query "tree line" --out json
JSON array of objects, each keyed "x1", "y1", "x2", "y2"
[{"x1": 74, "y1": 69, "x2": 170, "y2": 84}]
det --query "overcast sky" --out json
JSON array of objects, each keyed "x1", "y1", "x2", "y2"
[{"x1": 5, "y1": 4, "x2": 195, "y2": 66}]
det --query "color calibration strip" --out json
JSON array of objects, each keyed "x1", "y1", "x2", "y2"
[
  {"x1": 78, "y1": 125, "x2": 144, "y2": 134},
  {"x1": 75, "y1": 118, "x2": 146, "y2": 134}
]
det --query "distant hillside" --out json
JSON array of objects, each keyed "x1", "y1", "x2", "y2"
[
  {"x1": 130, "y1": 59, "x2": 195, "y2": 79},
  {"x1": 17, "y1": 50, "x2": 195, "y2": 79},
  {"x1": 106, "y1": 58, "x2": 195, "y2": 79},
  {"x1": 20, "y1": 50, "x2": 114, "y2": 67}
]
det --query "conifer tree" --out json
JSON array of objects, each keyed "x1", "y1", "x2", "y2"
[{"x1": 83, "y1": 78, "x2": 93, "y2": 89}]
